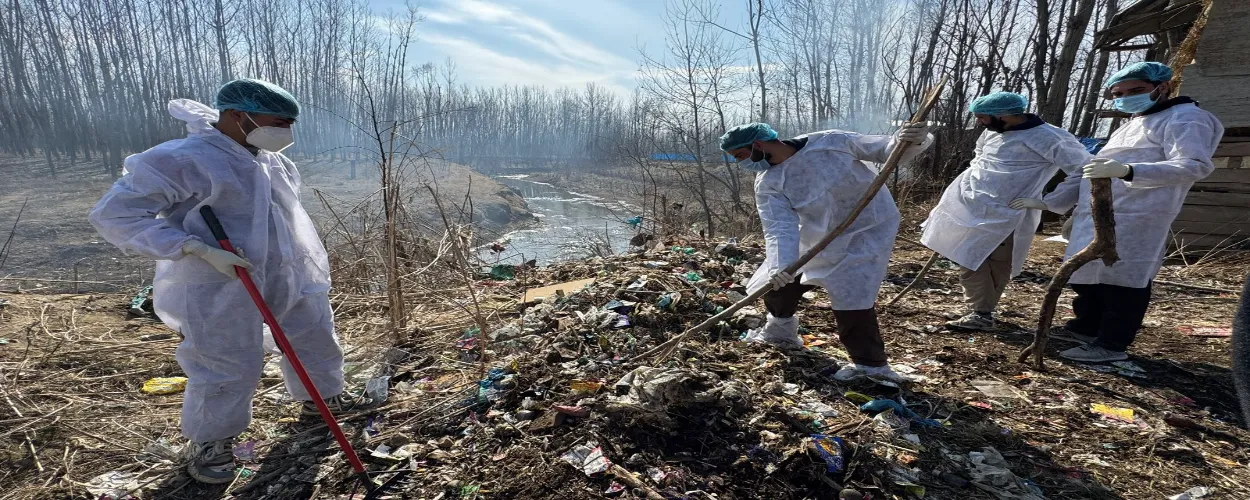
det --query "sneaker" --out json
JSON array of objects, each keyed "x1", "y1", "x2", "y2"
[
  {"x1": 183, "y1": 437, "x2": 236, "y2": 484},
  {"x1": 1050, "y1": 326, "x2": 1097, "y2": 344},
  {"x1": 1059, "y1": 344, "x2": 1128, "y2": 363},
  {"x1": 833, "y1": 364, "x2": 904, "y2": 384},
  {"x1": 302, "y1": 392, "x2": 377, "y2": 417},
  {"x1": 945, "y1": 312, "x2": 996, "y2": 331}
]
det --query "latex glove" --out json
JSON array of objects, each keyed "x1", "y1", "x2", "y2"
[
  {"x1": 768, "y1": 270, "x2": 795, "y2": 291},
  {"x1": 895, "y1": 122, "x2": 930, "y2": 143},
  {"x1": 1081, "y1": 158, "x2": 1131, "y2": 179},
  {"x1": 1009, "y1": 198, "x2": 1046, "y2": 210},
  {"x1": 182, "y1": 240, "x2": 252, "y2": 279},
  {"x1": 1061, "y1": 217, "x2": 1074, "y2": 240}
]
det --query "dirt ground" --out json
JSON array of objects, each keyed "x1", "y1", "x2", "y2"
[
  {"x1": 0, "y1": 154, "x2": 529, "y2": 295},
  {"x1": 1, "y1": 202, "x2": 1246, "y2": 499}
]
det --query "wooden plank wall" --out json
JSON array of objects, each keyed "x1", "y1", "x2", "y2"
[{"x1": 1171, "y1": 154, "x2": 1250, "y2": 251}]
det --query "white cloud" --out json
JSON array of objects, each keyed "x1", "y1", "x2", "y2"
[
  {"x1": 419, "y1": 33, "x2": 633, "y2": 95},
  {"x1": 423, "y1": 0, "x2": 634, "y2": 69}
]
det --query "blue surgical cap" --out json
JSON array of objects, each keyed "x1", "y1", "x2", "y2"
[
  {"x1": 968, "y1": 92, "x2": 1028, "y2": 116},
  {"x1": 720, "y1": 123, "x2": 779, "y2": 152},
  {"x1": 1105, "y1": 62, "x2": 1173, "y2": 88},
  {"x1": 214, "y1": 78, "x2": 301, "y2": 119}
]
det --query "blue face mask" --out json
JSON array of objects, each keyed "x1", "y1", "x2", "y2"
[
  {"x1": 738, "y1": 145, "x2": 772, "y2": 172},
  {"x1": 1113, "y1": 92, "x2": 1159, "y2": 114}
]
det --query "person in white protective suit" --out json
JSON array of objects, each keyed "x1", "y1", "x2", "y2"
[
  {"x1": 88, "y1": 79, "x2": 373, "y2": 484},
  {"x1": 719, "y1": 122, "x2": 933, "y2": 383},
  {"x1": 921, "y1": 91, "x2": 1091, "y2": 331},
  {"x1": 1016, "y1": 62, "x2": 1224, "y2": 363}
]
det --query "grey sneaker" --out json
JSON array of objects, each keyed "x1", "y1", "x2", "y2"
[
  {"x1": 1059, "y1": 344, "x2": 1128, "y2": 363},
  {"x1": 184, "y1": 437, "x2": 236, "y2": 484},
  {"x1": 1050, "y1": 326, "x2": 1097, "y2": 344},
  {"x1": 302, "y1": 392, "x2": 376, "y2": 417},
  {"x1": 945, "y1": 312, "x2": 996, "y2": 331}
]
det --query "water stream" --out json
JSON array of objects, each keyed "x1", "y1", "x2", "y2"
[{"x1": 477, "y1": 175, "x2": 638, "y2": 266}]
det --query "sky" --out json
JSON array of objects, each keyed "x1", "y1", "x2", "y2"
[{"x1": 374, "y1": 0, "x2": 749, "y2": 95}]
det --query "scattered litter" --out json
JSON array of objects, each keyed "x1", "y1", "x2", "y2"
[
  {"x1": 571, "y1": 380, "x2": 603, "y2": 394},
  {"x1": 140, "y1": 377, "x2": 188, "y2": 395},
  {"x1": 233, "y1": 440, "x2": 259, "y2": 461},
  {"x1": 0, "y1": 338, "x2": 10, "y2": 345},
  {"x1": 139, "y1": 438, "x2": 181, "y2": 462},
  {"x1": 810, "y1": 434, "x2": 847, "y2": 473},
  {"x1": 365, "y1": 375, "x2": 390, "y2": 403},
  {"x1": 861, "y1": 399, "x2": 941, "y2": 427},
  {"x1": 1178, "y1": 325, "x2": 1232, "y2": 338},
  {"x1": 553, "y1": 405, "x2": 590, "y2": 418},
  {"x1": 605, "y1": 482, "x2": 627, "y2": 495},
  {"x1": 1090, "y1": 403, "x2": 1135, "y2": 423},
  {"x1": 961, "y1": 447, "x2": 1045, "y2": 500},
  {"x1": 797, "y1": 401, "x2": 839, "y2": 418},
  {"x1": 85, "y1": 471, "x2": 139, "y2": 499},
  {"x1": 646, "y1": 467, "x2": 668, "y2": 483},
  {"x1": 1168, "y1": 487, "x2": 1211, "y2": 500},
  {"x1": 489, "y1": 264, "x2": 516, "y2": 280},
  {"x1": 970, "y1": 380, "x2": 1023, "y2": 399},
  {"x1": 844, "y1": 391, "x2": 874, "y2": 404},
  {"x1": 561, "y1": 441, "x2": 611, "y2": 476}
]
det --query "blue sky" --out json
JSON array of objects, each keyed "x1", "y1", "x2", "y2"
[{"x1": 374, "y1": 0, "x2": 748, "y2": 95}]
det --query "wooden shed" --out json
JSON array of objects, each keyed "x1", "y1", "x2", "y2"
[{"x1": 1093, "y1": 0, "x2": 1250, "y2": 251}]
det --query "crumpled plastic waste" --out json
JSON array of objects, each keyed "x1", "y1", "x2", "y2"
[
  {"x1": 810, "y1": 434, "x2": 847, "y2": 473},
  {"x1": 960, "y1": 447, "x2": 1046, "y2": 500},
  {"x1": 611, "y1": 366, "x2": 748, "y2": 410},
  {"x1": 85, "y1": 471, "x2": 139, "y2": 499},
  {"x1": 1168, "y1": 486, "x2": 1211, "y2": 500},
  {"x1": 561, "y1": 441, "x2": 612, "y2": 476},
  {"x1": 140, "y1": 377, "x2": 188, "y2": 395},
  {"x1": 860, "y1": 399, "x2": 941, "y2": 427}
]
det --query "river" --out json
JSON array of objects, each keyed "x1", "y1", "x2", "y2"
[{"x1": 477, "y1": 175, "x2": 639, "y2": 266}]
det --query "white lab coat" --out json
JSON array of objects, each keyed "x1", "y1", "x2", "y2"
[
  {"x1": 1044, "y1": 101, "x2": 1223, "y2": 288},
  {"x1": 747, "y1": 130, "x2": 933, "y2": 310},
  {"x1": 89, "y1": 99, "x2": 344, "y2": 442},
  {"x1": 921, "y1": 119, "x2": 1090, "y2": 275}
]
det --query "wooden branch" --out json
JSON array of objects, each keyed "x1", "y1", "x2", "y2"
[
  {"x1": 634, "y1": 77, "x2": 947, "y2": 362},
  {"x1": 1018, "y1": 177, "x2": 1118, "y2": 369},
  {"x1": 885, "y1": 251, "x2": 940, "y2": 308}
]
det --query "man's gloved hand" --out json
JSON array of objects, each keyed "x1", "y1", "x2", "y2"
[
  {"x1": 1009, "y1": 198, "x2": 1046, "y2": 210},
  {"x1": 1061, "y1": 217, "x2": 1074, "y2": 240},
  {"x1": 896, "y1": 122, "x2": 930, "y2": 143},
  {"x1": 182, "y1": 240, "x2": 252, "y2": 279},
  {"x1": 769, "y1": 271, "x2": 795, "y2": 291},
  {"x1": 1082, "y1": 158, "x2": 1131, "y2": 179}
]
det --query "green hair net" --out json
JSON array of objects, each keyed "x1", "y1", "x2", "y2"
[
  {"x1": 719, "y1": 123, "x2": 779, "y2": 152},
  {"x1": 214, "y1": 78, "x2": 301, "y2": 119},
  {"x1": 1105, "y1": 62, "x2": 1173, "y2": 88},
  {"x1": 968, "y1": 91, "x2": 1028, "y2": 116}
]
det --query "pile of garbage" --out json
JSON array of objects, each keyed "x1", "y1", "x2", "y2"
[{"x1": 356, "y1": 239, "x2": 1097, "y2": 499}]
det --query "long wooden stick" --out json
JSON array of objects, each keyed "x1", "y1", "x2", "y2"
[
  {"x1": 634, "y1": 77, "x2": 948, "y2": 362},
  {"x1": 885, "y1": 251, "x2": 940, "y2": 308},
  {"x1": 1018, "y1": 178, "x2": 1118, "y2": 369}
]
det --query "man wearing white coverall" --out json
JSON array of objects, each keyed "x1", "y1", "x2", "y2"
[
  {"x1": 720, "y1": 122, "x2": 933, "y2": 383},
  {"x1": 89, "y1": 79, "x2": 372, "y2": 484},
  {"x1": 1019, "y1": 62, "x2": 1224, "y2": 363},
  {"x1": 922, "y1": 91, "x2": 1090, "y2": 331}
]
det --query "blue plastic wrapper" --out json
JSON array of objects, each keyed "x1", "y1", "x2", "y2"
[
  {"x1": 860, "y1": 399, "x2": 942, "y2": 428},
  {"x1": 810, "y1": 434, "x2": 846, "y2": 473}
]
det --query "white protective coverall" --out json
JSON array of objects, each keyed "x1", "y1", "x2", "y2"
[
  {"x1": 747, "y1": 130, "x2": 933, "y2": 310},
  {"x1": 1044, "y1": 101, "x2": 1223, "y2": 288},
  {"x1": 921, "y1": 119, "x2": 1091, "y2": 275},
  {"x1": 89, "y1": 99, "x2": 343, "y2": 442}
]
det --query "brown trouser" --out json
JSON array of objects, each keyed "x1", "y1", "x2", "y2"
[
  {"x1": 762, "y1": 278, "x2": 888, "y2": 366},
  {"x1": 959, "y1": 233, "x2": 1015, "y2": 314}
]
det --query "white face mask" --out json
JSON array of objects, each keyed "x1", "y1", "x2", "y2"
[
  {"x1": 240, "y1": 113, "x2": 295, "y2": 152},
  {"x1": 738, "y1": 144, "x2": 771, "y2": 172}
]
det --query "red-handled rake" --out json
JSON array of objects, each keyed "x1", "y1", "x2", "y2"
[{"x1": 199, "y1": 206, "x2": 407, "y2": 499}]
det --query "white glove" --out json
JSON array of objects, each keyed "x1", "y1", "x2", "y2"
[
  {"x1": 1081, "y1": 158, "x2": 1131, "y2": 179},
  {"x1": 1061, "y1": 217, "x2": 1074, "y2": 240},
  {"x1": 182, "y1": 240, "x2": 252, "y2": 279},
  {"x1": 768, "y1": 271, "x2": 795, "y2": 291},
  {"x1": 895, "y1": 122, "x2": 930, "y2": 143},
  {"x1": 1009, "y1": 198, "x2": 1046, "y2": 210}
]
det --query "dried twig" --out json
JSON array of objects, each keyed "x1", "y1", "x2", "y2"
[
  {"x1": 885, "y1": 251, "x2": 940, "y2": 308},
  {"x1": 1018, "y1": 178, "x2": 1118, "y2": 369}
]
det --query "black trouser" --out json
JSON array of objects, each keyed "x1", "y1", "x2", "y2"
[
  {"x1": 1065, "y1": 282, "x2": 1153, "y2": 352},
  {"x1": 762, "y1": 278, "x2": 888, "y2": 366}
]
